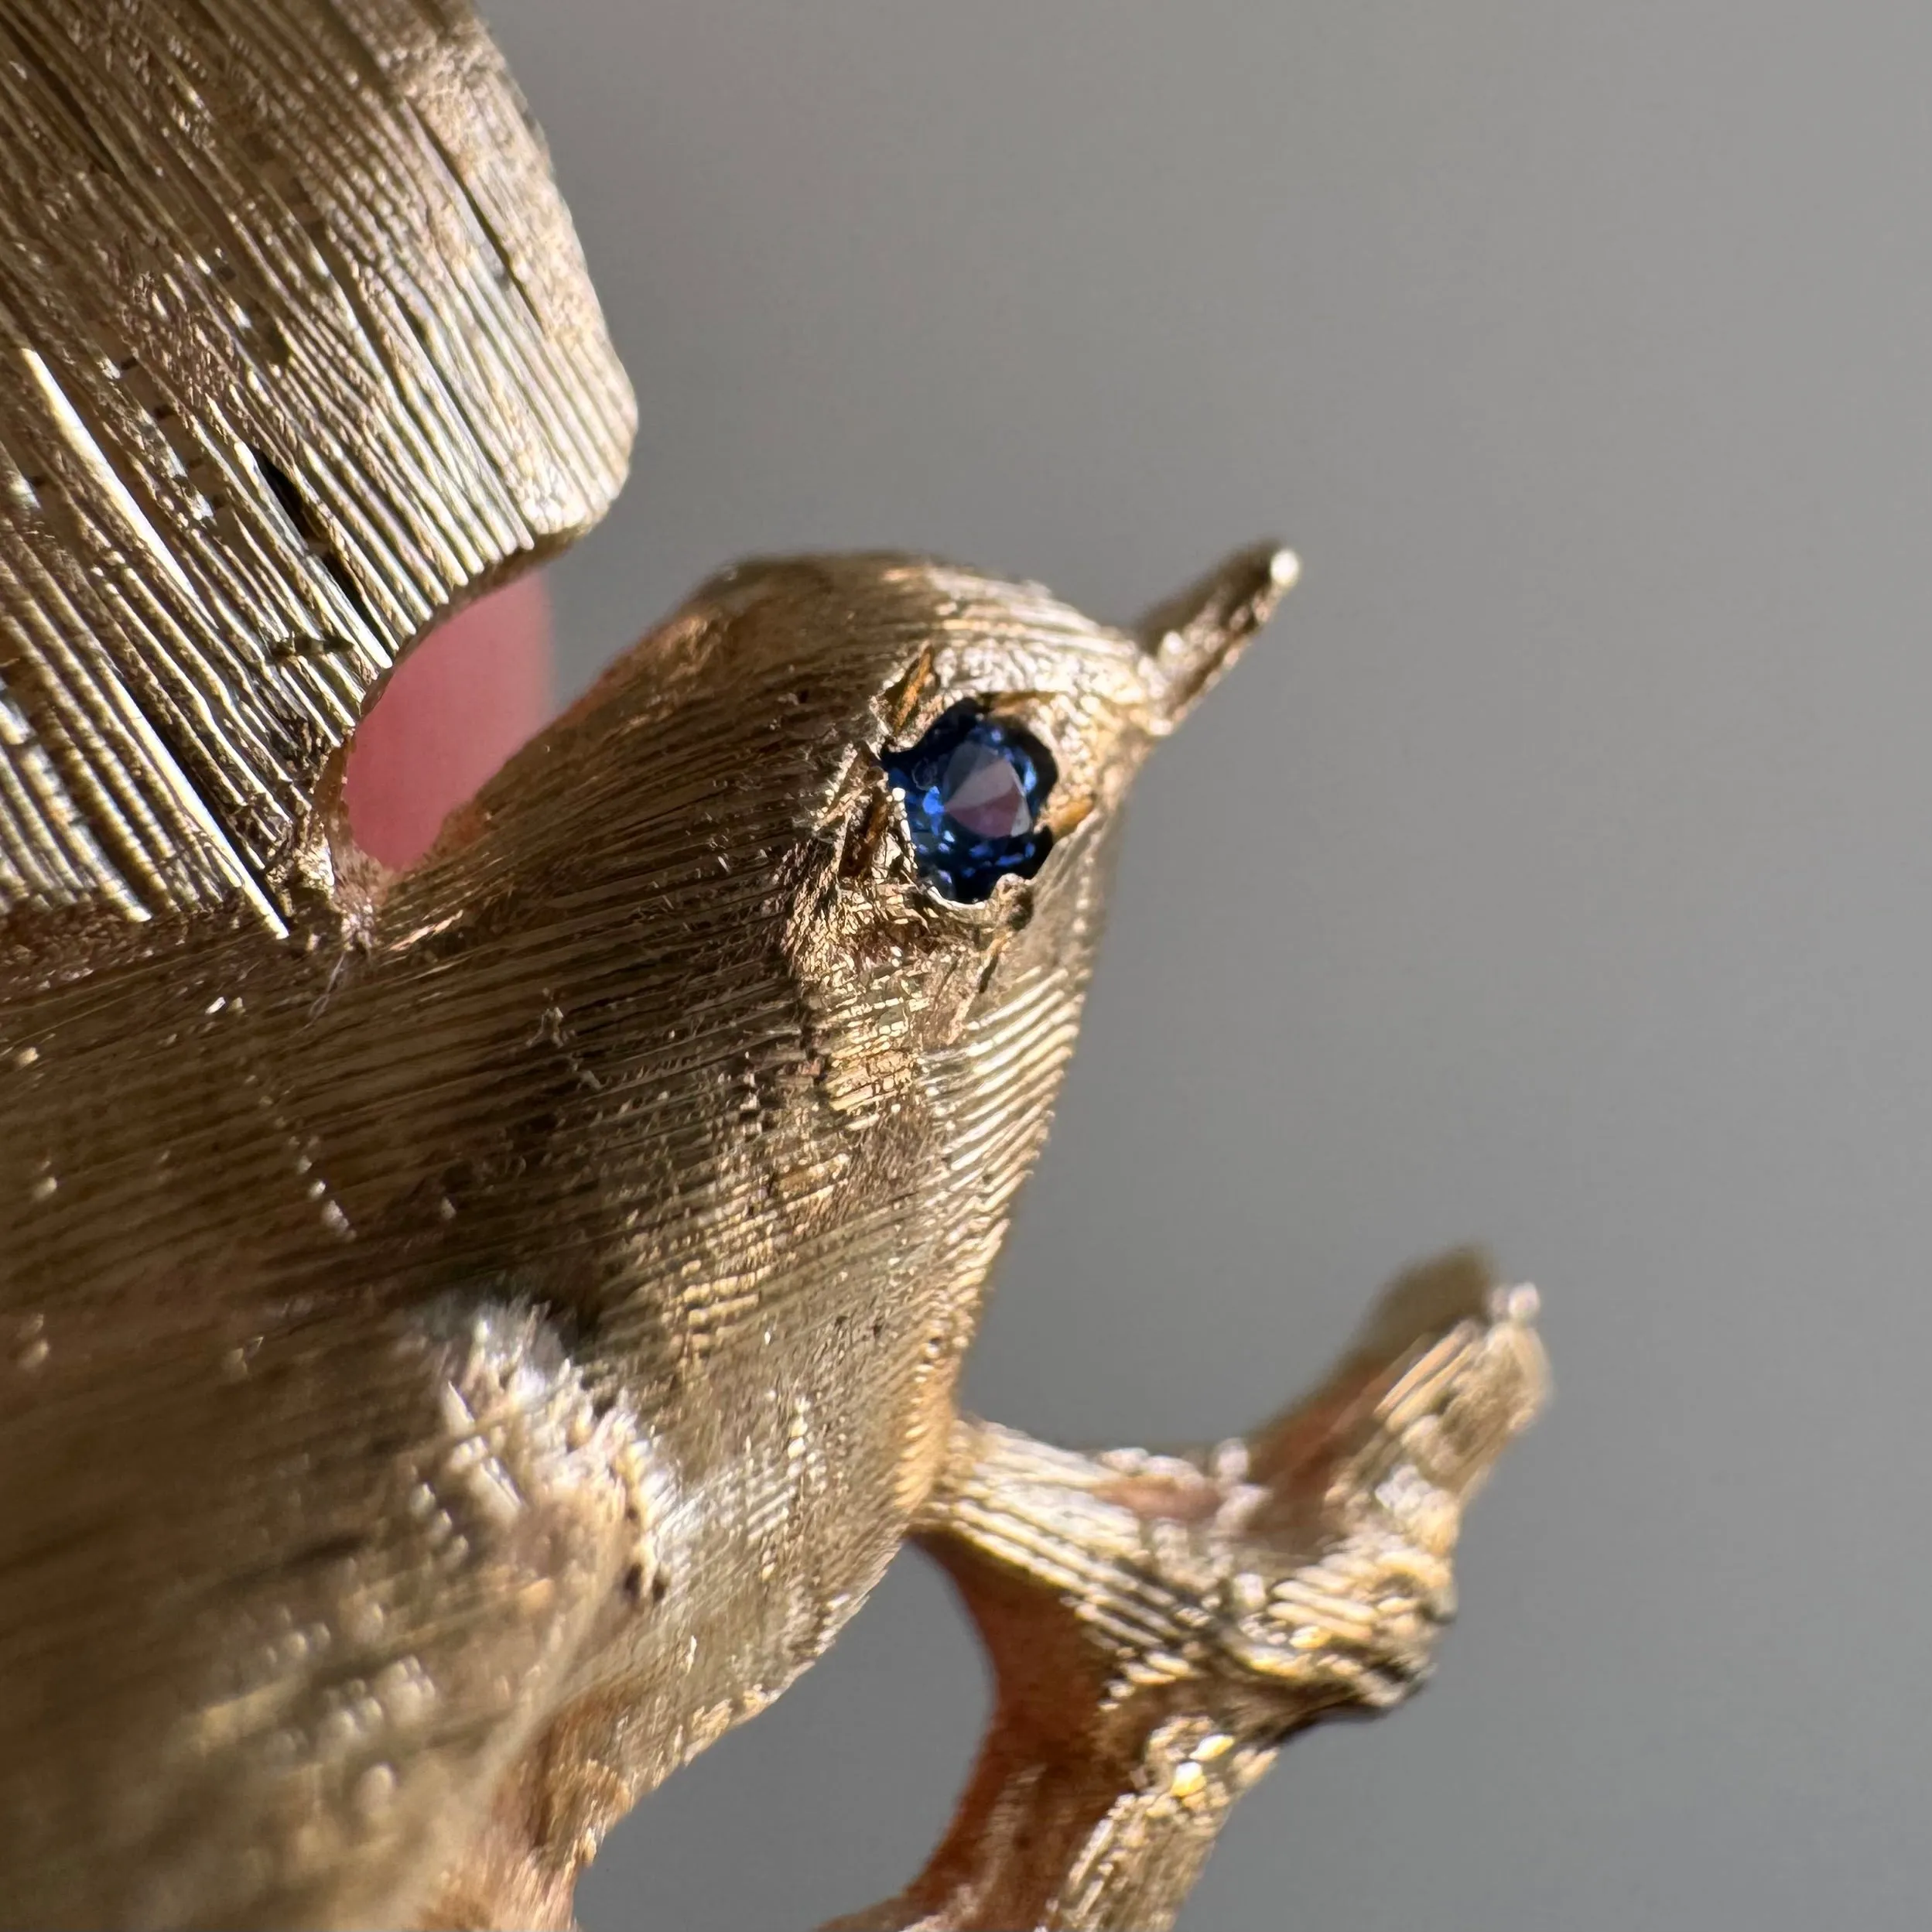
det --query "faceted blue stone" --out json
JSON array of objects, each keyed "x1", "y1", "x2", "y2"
[{"x1": 881, "y1": 703, "x2": 1058, "y2": 903}]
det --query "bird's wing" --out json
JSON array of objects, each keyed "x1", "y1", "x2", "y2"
[{"x1": 0, "y1": 0, "x2": 631, "y2": 961}]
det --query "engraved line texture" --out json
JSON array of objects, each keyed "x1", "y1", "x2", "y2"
[{"x1": 0, "y1": 0, "x2": 633, "y2": 953}]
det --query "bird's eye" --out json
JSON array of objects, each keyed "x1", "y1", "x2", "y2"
[{"x1": 881, "y1": 703, "x2": 1058, "y2": 904}]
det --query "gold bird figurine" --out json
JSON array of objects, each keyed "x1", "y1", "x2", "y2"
[{"x1": 0, "y1": 2, "x2": 1544, "y2": 1927}]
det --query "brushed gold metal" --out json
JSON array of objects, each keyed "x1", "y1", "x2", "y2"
[
  {"x1": 0, "y1": 0, "x2": 631, "y2": 959},
  {"x1": 833, "y1": 1253, "x2": 1546, "y2": 1932},
  {"x1": 0, "y1": 5, "x2": 1544, "y2": 1929}
]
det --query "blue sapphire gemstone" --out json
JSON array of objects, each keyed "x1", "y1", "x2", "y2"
[{"x1": 881, "y1": 703, "x2": 1057, "y2": 903}]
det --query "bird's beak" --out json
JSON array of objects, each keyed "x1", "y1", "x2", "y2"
[{"x1": 1137, "y1": 540, "x2": 1298, "y2": 730}]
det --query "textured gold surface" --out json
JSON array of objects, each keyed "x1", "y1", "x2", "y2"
[
  {"x1": 0, "y1": 0, "x2": 631, "y2": 956},
  {"x1": 834, "y1": 1253, "x2": 1547, "y2": 1932},
  {"x1": 0, "y1": 6, "x2": 1540, "y2": 1930}
]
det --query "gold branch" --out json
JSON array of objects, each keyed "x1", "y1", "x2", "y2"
[{"x1": 831, "y1": 1249, "x2": 1547, "y2": 1932}]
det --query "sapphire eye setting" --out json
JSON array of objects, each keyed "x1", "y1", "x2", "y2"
[{"x1": 881, "y1": 703, "x2": 1058, "y2": 903}]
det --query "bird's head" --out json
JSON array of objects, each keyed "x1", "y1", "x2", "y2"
[
  {"x1": 541, "y1": 542, "x2": 1298, "y2": 1071},
  {"x1": 368, "y1": 544, "x2": 1294, "y2": 1469}
]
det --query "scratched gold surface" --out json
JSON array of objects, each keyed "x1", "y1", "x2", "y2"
[
  {"x1": 836, "y1": 1254, "x2": 1546, "y2": 1932},
  {"x1": 0, "y1": 5, "x2": 1540, "y2": 1929},
  {"x1": 0, "y1": 0, "x2": 631, "y2": 956}
]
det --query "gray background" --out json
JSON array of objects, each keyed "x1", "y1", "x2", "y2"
[{"x1": 481, "y1": 4, "x2": 1930, "y2": 1926}]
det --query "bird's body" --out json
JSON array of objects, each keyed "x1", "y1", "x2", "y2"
[{"x1": 0, "y1": 546, "x2": 1283, "y2": 1924}]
